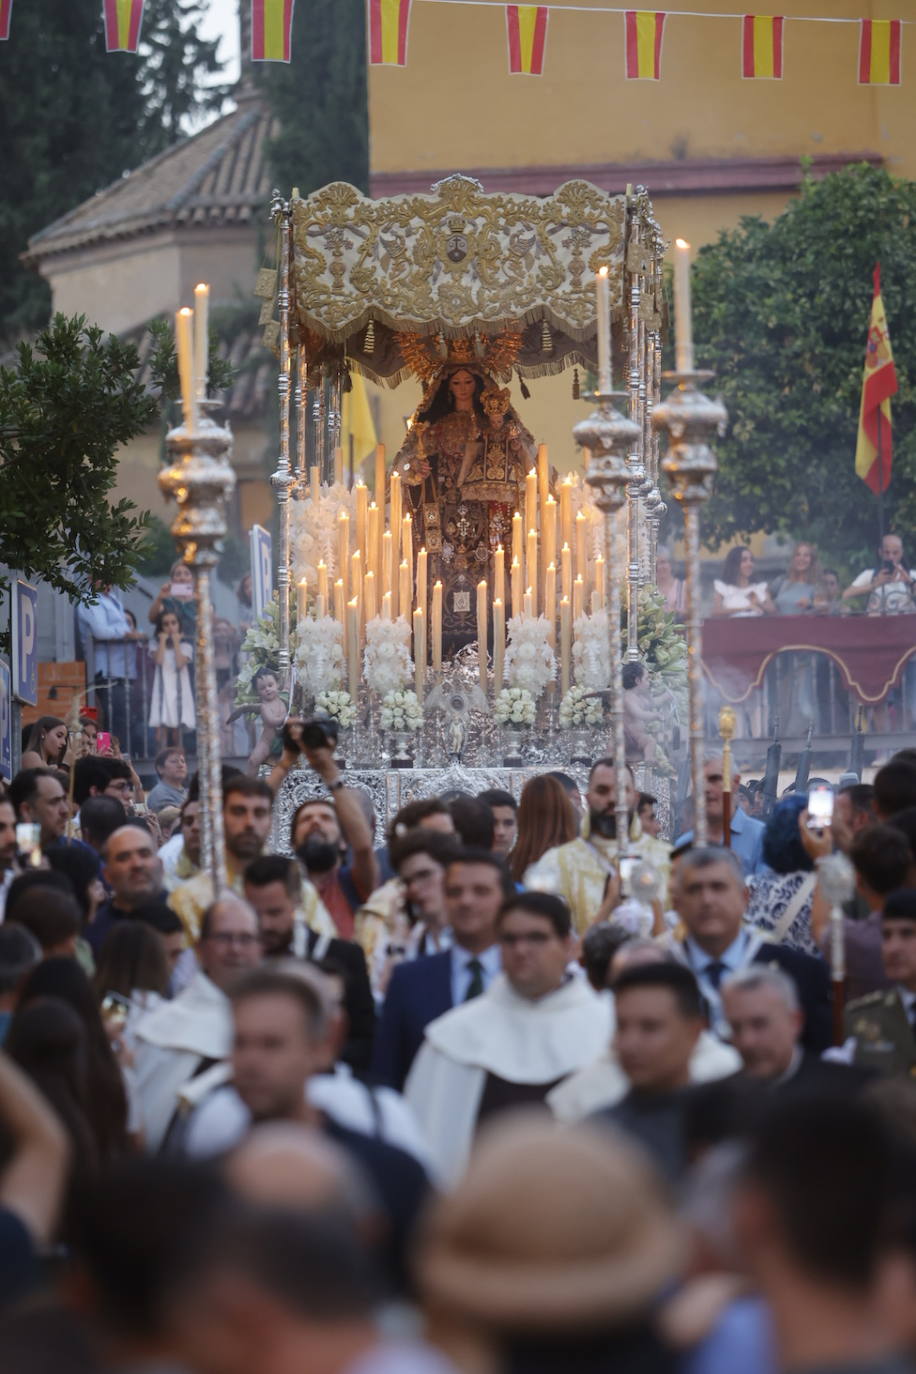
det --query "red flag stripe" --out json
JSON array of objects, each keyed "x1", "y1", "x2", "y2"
[
  {"x1": 530, "y1": 7, "x2": 548, "y2": 73},
  {"x1": 0, "y1": 0, "x2": 12, "y2": 40},
  {"x1": 890, "y1": 18, "x2": 902, "y2": 83},
  {"x1": 858, "y1": 17, "x2": 872, "y2": 82}
]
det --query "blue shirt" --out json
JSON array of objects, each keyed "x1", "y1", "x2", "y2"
[
  {"x1": 449, "y1": 941, "x2": 501, "y2": 1007},
  {"x1": 77, "y1": 590, "x2": 133, "y2": 679},
  {"x1": 683, "y1": 927, "x2": 755, "y2": 1037},
  {"x1": 675, "y1": 806, "x2": 766, "y2": 877}
]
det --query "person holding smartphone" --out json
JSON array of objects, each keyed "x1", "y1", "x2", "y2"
[{"x1": 842, "y1": 533, "x2": 916, "y2": 615}]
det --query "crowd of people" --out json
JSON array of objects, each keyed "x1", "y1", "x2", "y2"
[{"x1": 0, "y1": 730, "x2": 916, "y2": 1373}]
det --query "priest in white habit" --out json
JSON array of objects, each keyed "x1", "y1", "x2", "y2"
[{"x1": 405, "y1": 892, "x2": 611, "y2": 1184}]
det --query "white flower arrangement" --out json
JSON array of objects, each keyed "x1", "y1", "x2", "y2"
[
  {"x1": 380, "y1": 689, "x2": 424, "y2": 732},
  {"x1": 295, "y1": 616, "x2": 345, "y2": 698},
  {"x1": 235, "y1": 601, "x2": 280, "y2": 704},
  {"x1": 291, "y1": 481, "x2": 356, "y2": 584},
  {"x1": 572, "y1": 610, "x2": 610, "y2": 690},
  {"x1": 504, "y1": 614, "x2": 556, "y2": 700},
  {"x1": 494, "y1": 687, "x2": 537, "y2": 727},
  {"x1": 559, "y1": 685, "x2": 604, "y2": 728},
  {"x1": 314, "y1": 689, "x2": 356, "y2": 728},
  {"x1": 364, "y1": 617, "x2": 413, "y2": 696}
]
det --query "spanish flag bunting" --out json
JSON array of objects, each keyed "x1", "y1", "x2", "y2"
[
  {"x1": 625, "y1": 11, "x2": 666, "y2": 81},
  {"x1": 858, "y1": 19, "x2": 902, "y2": 85},
  {"x1": 368, "y1": 0, "x2": 412, "y2": 66},
  {"x1": 0, "y1": 0, "x2": 12, "y2": 41},
  {"x1": 506, "y1": 6, "x2": 549, "y2": 76},
  {"x1": 855, "y1": 265, "x2": 897, "y2": 495},
  {"x1": 251, "y1": 0, "x2": 295, "y2": 61},
  {"x1": 103, "y1": 0, "x2": 145, "y2": 52},
  {"x1": 742, "y1": 15, "x2": 784, "y2": 79}
]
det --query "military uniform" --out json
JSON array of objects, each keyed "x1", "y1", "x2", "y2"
[{"x1": 845, "y1": 988, "x2": 916, "y2": 1079}]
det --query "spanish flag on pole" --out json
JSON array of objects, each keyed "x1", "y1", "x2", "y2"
[
  {"x1": 858, "y1": 19, "x2": 902, "y2": 85},
  {"x1": 741, "y1": 16, "x2": 784, "y2": 79},
  {"x1": 506, "y1": 6, "x2": 549, "y2": 76},
  {"x1": 0, "y1": 0, "x2": 12, "y2": 42},
  {"x1": 251, "y1": 0, "x2": 295, "y2": 62},
  {"x1": 855, "y1": 265, "x2": 897, "y2": 495},
  {"x1": 625, "y1": 12, "x2": 666, "y2": 80},
  {"x1": 103, "y1": 0, "x2": 145, "y2": 52},
  {"x1": 342, "y1": 373, "x2": 378, "y2": 473},
  {"x1": 368, "y1": 0, "x2": 413, "y2": 66}
]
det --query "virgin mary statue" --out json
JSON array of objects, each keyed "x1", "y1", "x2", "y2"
[{"x1": 394, "y1": 333, "x2": 535, "y2": 654}]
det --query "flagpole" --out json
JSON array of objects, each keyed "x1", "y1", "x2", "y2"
[{"x1": 876, "y1": 412, "x2": 885, "y2": 543}]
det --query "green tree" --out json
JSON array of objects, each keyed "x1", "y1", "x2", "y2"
[
  {"x1": 0, "y1": 316, "x2": 156, "y2": 632},
  {"x1": 684, "y1": 163, "x2": 916, "y2": 570},
  {"x1": 255, "y1": 0, "x2": 369, "y2": 195},
  {"x1": 138, "y1": 0, "x2": 232, "y2": 150}
]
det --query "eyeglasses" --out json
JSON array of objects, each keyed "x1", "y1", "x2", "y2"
[{"x1": 205, "y1": 932, "x2": 261, "y2": 948}]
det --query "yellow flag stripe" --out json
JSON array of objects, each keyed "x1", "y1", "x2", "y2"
[
  {"x1": 518, "y1": 5, "x2": 539, "y2": 70},
  {"x1": 380, "y1": 0, "x2": 402, "y2": 62},
  {"x1": 636, "y1": 11, "x2": 657, "y2": 77},
  {"x1": 754, "y1": 16, "x2": 774, "y2": 78}
]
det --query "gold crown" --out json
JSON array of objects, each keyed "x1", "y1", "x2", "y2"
[{"x1": 397, "y1": 330, "x2": 523, "y2": 389}]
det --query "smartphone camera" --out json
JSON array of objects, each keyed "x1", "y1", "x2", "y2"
[
  {"x1": 806, "y1": 785, "x2": 834, "y2": 832},
  {"x1": 882, "y1": 560, "x2": 896, "y2": 575}
]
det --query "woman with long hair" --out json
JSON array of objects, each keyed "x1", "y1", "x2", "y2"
[
  {"x1": 511, "y1": 774, "x2": 578, "y2": 884},
  {"x1": 20, "y1": 716, "x2": 69, "y2": 771},
  {"x1": 94, "y1": 920, "x2": 170, "y2": 1013},
  {"x1": 711, "y1": 546, "x2": 775, "y2": 618},
  {"x1": 17, "y1": 958, "x2": 128, "y2": 1163},
  {"x1": 6, "y1": 997, "x2": 99, "y2": 1180},
  {"x1": 771, "y1": 542, "x2": 821, "y2": 615}
]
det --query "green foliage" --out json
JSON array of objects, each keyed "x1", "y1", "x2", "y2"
[
  {"x1": 135, "y1": 514, "x2": 177, "y2": 578},
  {"x1": 137, "y1": 0, "x2": 231, "y2": 148},
  {"x1": 146, "y1": 316, "x2": 236, "y2": 402},
  {"x1": 0, "y1": 316, "x2": 155, "y2": 627},
  {"x1": 255, "y1": 0, "x2": 369, "y2": 195},
  {"x1": 683, "y1": 163, "x2": 916, "y2": 567}
]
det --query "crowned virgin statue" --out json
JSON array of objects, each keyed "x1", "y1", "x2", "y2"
[{"x1": 394, "y1": 335, "x2": 536, "y2": 654}]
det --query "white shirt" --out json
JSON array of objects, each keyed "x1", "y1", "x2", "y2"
[{"x1": 449, "y1": 941, "x2": 501, "y2": 1007}]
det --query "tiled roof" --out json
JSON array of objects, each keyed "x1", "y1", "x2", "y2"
[{"x1": 25, "y1": 93, "x2": 277, "y2": 263}]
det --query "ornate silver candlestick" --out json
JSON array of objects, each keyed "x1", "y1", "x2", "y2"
[
  {"x1": 652, "y1": 373, "x2": 727, "y2": 846},
  {"x1": 159, "y1": 406, "x2": 236, "y2": 892},
  {"x1": 270, "y1": 191, "x2": 294, "y2": 685},
  {"x1": 576, "y1": 393, "x2": 640, "y2": 852}
]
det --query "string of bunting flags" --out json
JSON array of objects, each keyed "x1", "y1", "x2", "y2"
[{"x1": 0, "y1": 0, "x2": 904, "y2": 87}]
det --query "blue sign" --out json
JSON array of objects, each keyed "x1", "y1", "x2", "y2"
[
  {"x1": 0, "y1": 661, "x2": 10, "y2": 782},
  {"x1": 250, "y1": 525, "x2": 273, "y2": 622},
  {"x1": 12, "y1": 580, "x2": 39, "y2": 707}
]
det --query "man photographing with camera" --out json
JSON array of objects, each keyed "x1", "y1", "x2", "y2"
[{"x1": 271, "y1": 719, "x2": 380, "y2": 941}]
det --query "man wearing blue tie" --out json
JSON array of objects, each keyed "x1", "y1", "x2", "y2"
[{"x1": 371, "y1": 850, "x2": 510, "y2": 1089}]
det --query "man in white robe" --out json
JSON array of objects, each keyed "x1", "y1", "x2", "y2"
[
  {"x1": 406, "y1": 892, "x2": 611, "y2": 1184},
  {"x1": 133, "y1": 893, "x2": 262, "y2": 1151}
]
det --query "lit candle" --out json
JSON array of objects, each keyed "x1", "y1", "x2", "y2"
[
  {"x1": 334, "y1": 579, "x2": 346, "y2": 625},
  {"x1": 559, "y1": 477, "x2": 573, "y2": 550},
  {"x1": 315, "y1": 593, "x2": 326, "y2": 620},
  {"x1": 575, "y1": 510, "x2": 588, "y2": 583},
  {"x1": 175, "y1": 307, "x2": 196, "y2": 429},
  {"x1": 401, "y1": 514, "x2": 413, "y2": 598},
  {"x1": 381, "y1": 530, "x2": 393, "y2": 598},
  {"x1": 310, "y1": 465, "x2": 321, "y2": 506},
  {"x1": 399, "y1": 560, "x2": 411, "y2": 621},
  {"x1": 389, "y1": 470, "x2": 401, "y2": 552},
  {"x1": 374, "y1": 443, "x2": 386, "y2": 502},
  {"x1": 511, "y1": 511, "x2": 524, "y2": 570},
  {"x1": 593, "y1": 554, "x2": 606, "y2": 609},
  {"x1": 573, "y1": 574, "x2": 585, "y2": 621},
  {"x1": 351, "y1": 552, "x2": 363, "y2": 637},
  {"x1": 347, "y1": 598, "x2": 360, "y2": 698},
  {"x1": 381, "y1": 590, "x2": 392, "y2": 621},
  {"x1": 317, "y1": 560, "x2": 329, "y2": 608},
  {"x1": 367, "y1": 503, "x2": 380, "y2": 581},
  {"x1": 296, "y1": 577, "x2": 308, "y2": 623},
  {"x1": 542, "y1": 495, "x2": 557, "y2": 597},
  {"x1": 525, "y1": 468, "x2": 538, "y2": 537},
  {"x1": 560, "y1": 597, "x2": 572, "y2": 696},
  {"x1": 417, "y1": 547, "x2": 428, "y2": 615},
  {"x1": 537, "y1": 444, "x2": 550, "y2": 527},
  {"x1": 355, "y1": 481, "x2": 368, "y2": 555},
  {"x1": 492, "y1": 597, "x2": 505, "y2": 691},
  {"x1": 494, "y1": 544, "x2": 505, "y2": 608},
  {"x1": 477, "y1": 580, "x2": 488, "y2": 690},
  {"x1": 414, "y1": 607, "x2": 426, "y2": 697},
  {"x1": 333, "y1": 445, "x2": 343, "y2": 487},
  {"x1": 510, "y1": 556, "x2": 523, "y2": 618},
  {"x1": 674, "y1": 238, "x2": 695, "y2": 373},
  {"x1": 526, "y1": 528, "x2": 538, "y2": 616},
  {"x1": 595, "y1": 265, "x2": 611, "y2": 393},
  {"x1": 432, "y1": 580, "x2": 443, "y2": 673},
  {"x1": 364, "y1": 569, "x2": 377, "y2": 622},
  {"x1": 545, "y1": 562, "x2": 557, "y2": 646},
  {"x1": 560, "y1": 542, "x2": 573, "y2": 601},
  {"x1": 193, "y1": 283, "x2": 209, "y2": 401},
  {"x1": 337, "y1": 511, "x2": 350, "y2": 602},
  {"x1": 524, "y1": 586, "x2": 534, "y2": 620}
]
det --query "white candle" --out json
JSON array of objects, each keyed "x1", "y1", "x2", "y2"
[
  {"x1": 575, "y1": 510, "x2": 588, "y2": 583},
  {"x1": 526, "y1": 528, "x2": 538, "y2": 616},
  {"x1": 432, "y1": 580, "x2": 443, "y2": 673},
  {"x1": 494, "y1": 544, "x2": 506, "y2": 609},
  {"x1": 559, "y1": 477, "x2": 573, "y2": 550},
  {"x1": 317, "y1": 560, "x2": 329, "y2": 608},
  {"x1": 596, "y1": 265, "x2": 611, "y2": 392},
  {"x1": 493, "y1": 597, "x2": 505, "y2": 691},
  {"x1": 296, "y1": 578, "x2": 308, "y2": 623},
  {"x1": 374, "y1": 443, "x2": 386, "y2": 502},
  {"x1": 537, "y1": 444, "x2": 550, "y2": 527},
  {"x1": 417, "y1": 547, "x2": 428, "y2": 615},
  {"x1": 414, "y1": 607, "x2": 426, "y2": 697},
  {"x1": 193, "y1": 283, "x2": 209, "y2": 400},
  {"x1": 510, "y1": 556, "x2": 523, "y2": 618},
  {"x1": 545, "y1": 562, "x2": 557, "y2": 646},
  {"x1": 381, "y1": 590, "x2": 392, "y2": 621},
  {"x1": 477, "y1": 580, "x2": 488, "y2": 691},
  {"x1": 390, "y1": 470, "x2": 402, "y2": 552},
  {"x1": 561, "y1": 542, "x2": 573, "y2": 601},
  {"x1": 310, "y1": 464, "x2": 321, "y2": 506},
  {"x1": 593, "y1": 554, "x2": 606, "y2": 609},
  {"x1": 399, "y1": 560, "x2": 411, "y2": 621},
  {"x1": 674, "y1": 238, "x2": 695, "y2": 374},
  {"x1": 525, "y1": 468, "x2": 538, "y2": 537},
  {"x1": 402, "y1": 514, "x2": 413, "y2": 601},
  {"x1": 560, "y1": 597, "x2": 572, "y2": 696},
  {"x1": 367, "y1": 503, "x2": 380, "y2": 582},
  {"x1": 347, "y1": 599, "x2": 360, "y2": 698},
  {"x1": 337, "y1": 511, "x2": 350, "y2": 602},
  {"x1": 542, "y1": 496, "x2": 557, "y2": 598},
  {"x1": 175, "y1": 307, "x2": 196, "y2": 429},
  {"x1": 364, "y1": 569, "x2": 377, "y2": 623},
  {"x1": 334, "y1": 579, "x2": 346, "y2": 625},
  {"x1": 524, "y1": 586, "x2": 533, "y2": 620},
  {"x1": 573, "y1": 575, "x2": 585, "y2": 621},
  {"x1": 511, "y1": 511, "x2": 524, "y2": 568},
  {"x1": 355, "y1": 481, "x2": 368, "y2": 554}
]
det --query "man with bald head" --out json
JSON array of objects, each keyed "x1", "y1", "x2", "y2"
[
  {"x1": 90, "y1": 823, "x2": 166, "y2": 954},
  {"x1": 133, "y1": 894, "x2": 262, "y2": 1151}
]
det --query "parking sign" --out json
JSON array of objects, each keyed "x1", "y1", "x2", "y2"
[
  {"x1": 0, "y1": 661, "x2": 10, "y2": 781},
  {"x1": 12, "y1": 580, "x2": 39, "y2": 706},
  {"x1": 250, "y1": 525, "x2": 273, "y2": 622}
]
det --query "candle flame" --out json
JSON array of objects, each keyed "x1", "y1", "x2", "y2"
[
  {"x1": 179, "y1": 306, "x2": 193, "y2": 318},
  {"x1": 675, "y1": 238, "x2": 690, "y2": 249},
  {"x1": 598, "y1": 265, "x2": 609, "y2": 278}
]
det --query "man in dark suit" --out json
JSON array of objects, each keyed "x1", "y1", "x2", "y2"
[
  {"x1": 722, "y1": 963, "x2": 870, "y2": 1094},
  {"x1": 669, "y1": 846, "x2": 832, "y2": 1053},
  {"x1": 371, "y1": 850, "x2": 512, "y2": 1089},
  {"x1": 242, "y1": 856, "x2": 375, "y2": 1074}
]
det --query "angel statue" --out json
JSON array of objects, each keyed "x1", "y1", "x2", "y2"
[{"x1": 394, "y1": 333, "x2": 536, "y2": 655}]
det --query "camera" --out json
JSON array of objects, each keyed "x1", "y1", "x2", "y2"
[
  {"x1": 882, "y1": 559, "x2": 896, "y2": 575},
  {"x1": 284, "y1": 716, "x2": 340, "y2": 753}
]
